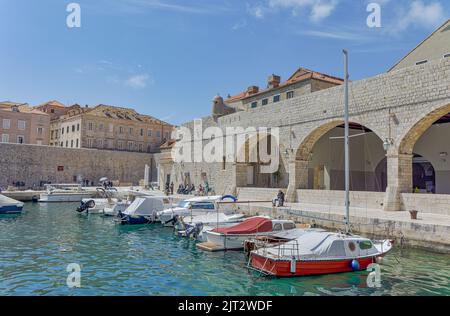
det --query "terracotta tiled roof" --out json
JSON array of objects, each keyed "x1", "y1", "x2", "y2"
[
  {"x1": 159, "y1": 139, "x2": 177, "y2": 150},
  {"x1": 85, "y1": 104, "x2": 173, "y2": 126},
  {"x1": 225, "y1": 67, "x2": 343, "y2": 103},
  {"x1": 0, "y1": 101, "x2": 48, "y2": 115},
  {"x1": 36, "y1": 100, "x2": 66, "y2": 108}
]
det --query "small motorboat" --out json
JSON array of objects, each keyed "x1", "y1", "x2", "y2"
[
  {"x1": 117, "y1": 196, "x2": 170, "y2": 225},
  {"x1": 39, "y1": 184, "x2": 93, "y2": 203},
  {"x1": 0, "y1": 194, "x2": 24, "y2": 214},
  {"x1": 202, "y1": 217, "x2": 297, "y2": 251},
  {"x1": 174, "y1": 212, "x2": 246, "y2": 240},
  {"x1": 157, "y1": 195, "x2": 238, "y2": 226},
  {"x1": 248, "y1": 231, "x2": 394, "y2": 277}
]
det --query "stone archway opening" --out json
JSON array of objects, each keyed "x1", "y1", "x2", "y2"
[
  {"x1": 296, "y1": 121, "x2": 386, "y2": 192},
  {"x1": 236, "y1": 133, "x2": 288, "y2": 189},
  {"x1": 412, "y1": 154, "x2": 436, "y2": 194}
]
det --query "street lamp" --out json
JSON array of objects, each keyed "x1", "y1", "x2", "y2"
[{"x1": 383, "y1": 138, "x2": 394, "y2": 152}]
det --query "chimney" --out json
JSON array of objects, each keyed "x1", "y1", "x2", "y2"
[
  {"x1": 267, "y1": 74, "x2": 281, "y2": 89},
  {"x1": 246, "y1": 86, "x2": 259, "y2": 95}
]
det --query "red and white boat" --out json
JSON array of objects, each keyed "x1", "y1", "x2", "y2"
[
  {"x1": 249, "y1": 231, "x2": 393, "y2": 277},
  {"x1": 203, "y1": 217, "x2": 297, "y2": 250}
]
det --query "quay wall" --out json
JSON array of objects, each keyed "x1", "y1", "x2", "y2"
[
  {"x1": 0, "y1": 143, "x2": 157, "y2": 188},
  {"x1": 238, "y1": 205, "x2": 450, "y2": 253},
  {"x1": 401, "y1": 193, "x2": 450, "y2": 216}
]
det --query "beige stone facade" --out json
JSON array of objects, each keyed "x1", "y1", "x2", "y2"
[
  {"x1": 48, "y1": 104, "x2": 175, "y2": 153},
  {"x1": 390, "y1": 19, "x2": 450, "y2": 71},
  {"x1": 0, "y1": 102, "x2": 50, "y2": 146}
]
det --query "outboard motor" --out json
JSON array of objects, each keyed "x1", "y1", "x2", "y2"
[
  {"x1": 185, "y1": 222, "x2": 204, "y2": 240},
  {"x1": 76, "y1": 200, "x2": 95, "y2": 213},
  {"x1": 164, "y1": 214, "x2": 179, "y2": 226}
]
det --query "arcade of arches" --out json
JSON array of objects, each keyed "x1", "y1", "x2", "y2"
[{"x1": 238, "y1": 109, "x2": 450, "y2": 202}]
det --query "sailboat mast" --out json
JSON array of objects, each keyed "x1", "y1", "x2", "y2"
[{"x1": 343, "y1": 49, "x2": 350, "y2": 234}]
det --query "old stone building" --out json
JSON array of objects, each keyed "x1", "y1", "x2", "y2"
[
  {"x1": 0, "y1": 101, "x2": 50, "y2": 146},
  {"x1": 158, "y1": 23, "x2": 450, "y2": 216},
  {"x1": 48, "y1": 104, "x2": 175, "y2": 153}
]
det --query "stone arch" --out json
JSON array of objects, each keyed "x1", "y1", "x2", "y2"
[
  {"x1": 399, "y1": 103, "x2": 450, "y2": 155},
  {"x1": 235, "y1": 131, "x2": 287, "y2": 188},
  {"x1": 295, "y1": 119, "x2": 384, "y2": 161}
]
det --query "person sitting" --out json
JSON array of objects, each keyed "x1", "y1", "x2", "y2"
[{"x1": 272, "y1": 190, "x2": 285, "y2": 207}]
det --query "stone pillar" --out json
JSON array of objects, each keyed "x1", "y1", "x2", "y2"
[
  {"x1": 286, "y1": 159, "x2": 309, "y2": 202},
  {"x1": 383, "y1": 153, "x2": 413, "y2": 211}
]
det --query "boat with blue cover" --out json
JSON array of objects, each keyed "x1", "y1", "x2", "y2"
[{"x1": 0, "y1": 194, "x2": 24, "y2": 214}]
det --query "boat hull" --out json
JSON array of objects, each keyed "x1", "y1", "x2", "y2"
[
  {"x1": 250, "y1": 253, "x2": 378, "y2": 277},
  {"x1": 118, "y1": 214, "x2": 156, "y2": 225},
  {"x1": 0, "y1": 204, "x2": 23, "y2": 214},
  {"x1": 39, "y1": 193, "x2": 93, "y2": 203}
]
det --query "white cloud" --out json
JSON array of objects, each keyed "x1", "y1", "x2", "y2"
[
  {"x1": 125, "y1": 74, "x2": 152, "y2": 89},
  {"x1": 232, "y1": 20, "x2": 248, "y2": 31},
  {"x1": 392, "y1": 1, "x2": 446, "y2": 33},
  {"x1": 310, "y1": 1, "x2": 337, "y2": 22},
  {"x1": 250, "y1": 0, "x2": 339, "y2": 22},
  {"x1": 120, "y1": 0, "x2": 225, "y2": 15}
]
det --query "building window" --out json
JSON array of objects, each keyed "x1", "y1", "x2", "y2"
[
  {"x1": 60, "y1": 142, "x2": 63, "y2": 147},
  {"x1": 77, "y1": 124, "x2": 80, "y2": 131},
  {"x1": 88, "y1": 122, "x2": 94, "y2": 131},
  {"x1": 18, "y1": 120, "x2": 26, "y2": 130},
  {"x1": 2, "y1": 119, "x2": 10, "y2": 129},
  {"x1": 147, "y1": 144, "x2": 152, "y2": 153},
  {"x1": 156, "y1": 131, "x2": 161, "y2": 138},
  {"x1": 109, "y1": 124, "x2": 113, "y2": 133},
  {"x1": 138, "y1": 143, "x2": 143, "y2": 152},
  {"x1": 76, "y1": 139, "x2": 79, "y2": 148},
  {"x1": 165, "y1": 132, "x2": 169, "y2": 139},
  {"x1": 99, "y1": 123, "x2": 103, "y2": 131},
  {"x1": 415, "y1": 60, "x2": 428, "y2": 65},
  {"x1": 66, "y1": 141, "x2": 69, "y2": 147},
  {"x1": 97, "y1": 139, "x2": 103, "y2": 148},
  {"x1": 273, "y1": 95, "x2": 280, "y2": 103},
  {"x1": 61, "y1": 127, "x2": 64, "y2": 135},
  {"x1": 51, "y1": 131, "x2": 54, "y2": 140},
  {"x1": 17, "y1": 136, "x2": 24, "y2": 144},
  {"x1": 262, "y1": 99, "x2": 268, "y2": 106},
  {"x1": 129, "y1": 127, "x2": 133, "y2": 135},
  {"x1": 51, "y1": 109, "x2": 55, "y2": 113},
  {"x1": 71, "y1": 140, "x2": 74, "y2": 148},
  {"x1": 1, "y1": 134, "x2": 9, "y2": 143},
  {"x1": 119, "y1": 126, "x2": 124, "y2": 134},
  {"x1": 222, "y1": 156, "x2": 226, "y2": 170},
  {"x1": 286, "y1": 91, "x2": 294, "y2": 99},
  {"x1": 140, "y1": 129, "x2": 144, "y2": 136},
  {"x1": 87, "y1": 139, "x2": 93, "y2": 148},
  {"x1": 72, "y1": 125, "x2": 75, "y2": 132},
  {"x1": 147, "y1": 130, "x2": 152, "y2": 137},
  {"x1": 117, "y1": 141, "x2": 123, "y2": 150},
  {"x1": 251, "y1": 102, "x2": 257, "y2": 108},
  {"x1": 128, "y1": 142, "x2": 133, "y2": 151},
  {"x1": 37, "y1": 127, "x2": 43, "y2": 136}
]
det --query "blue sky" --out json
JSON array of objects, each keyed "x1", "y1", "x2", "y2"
[{"x1": 0, "y1": 0, "x2": 448, "y2": 125}]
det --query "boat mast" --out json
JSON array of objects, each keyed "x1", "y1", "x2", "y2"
[{"x1": 343, "y1": 49, "x2": 350, "y2": 234}]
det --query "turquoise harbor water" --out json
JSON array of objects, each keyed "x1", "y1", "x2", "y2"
[{"x1": 0, "y1": 202, "x2": 449, "y2": 296}]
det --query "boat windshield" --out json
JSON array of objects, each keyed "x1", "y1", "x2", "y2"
[{"x1": 177, "y1": 201, "x2": 190, "y2": 208}]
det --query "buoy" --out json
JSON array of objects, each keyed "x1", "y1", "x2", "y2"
[
  {"x1": 290, "y1": 257, "x2": 296, "y2": 274},
  {"x1": 351, "y1": 259, "x2": 360, "y2": 271}
]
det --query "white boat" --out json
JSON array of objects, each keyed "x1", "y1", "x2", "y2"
[
  {"x1": 117, "y1": 196, "x2": 172, "y2": 225},
  {"x1": 174, "y1": 212, "x2": 246, "y2": 240},
  {"x1": 157, "y1": 195, "x2": 238, "y2": 226},
  {"x1": 0, "y1": 194, "x2": 24, "y2": 214},
  {"x1": 39, "y1": 184, "x2": 93, "y2": 202},
  {"x1": 203, "y1": 217, "x2": 297, "y2": 250},
  {"x1": 79, "y1": 187, "x2": 120, "y2": 213}
]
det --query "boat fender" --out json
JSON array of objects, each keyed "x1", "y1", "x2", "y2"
[
  {"x1": 290, "y1": 257, "x2": 296, "y2": 274},
  {"x1": 351, "y1": 259, "x2": 360, "y2": 271}
]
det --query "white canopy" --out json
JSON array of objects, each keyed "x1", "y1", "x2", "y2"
[{"x1": 123, "y1": 197, "x2": 164, "y2": 216}]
